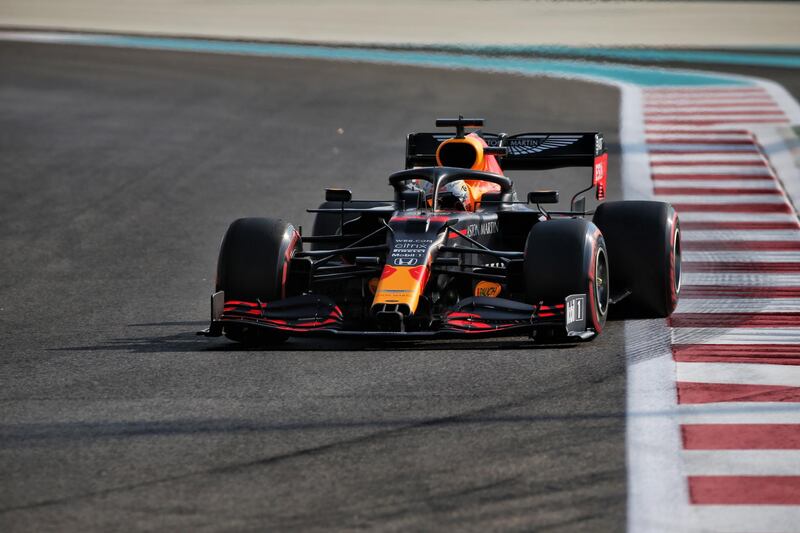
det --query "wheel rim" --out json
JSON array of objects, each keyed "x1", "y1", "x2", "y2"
[
  {"x1": 673, "y1": 227, "x2": 682, "y2": 294},
  {"x1": 595, "y1": 247, "x2": 609, "y2": 316}
]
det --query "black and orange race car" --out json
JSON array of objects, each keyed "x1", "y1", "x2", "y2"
[{"x1": 200, "y1": 117, "x2": 681, "y2": 344}]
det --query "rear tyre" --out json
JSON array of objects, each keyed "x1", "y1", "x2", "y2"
[
  {"x1": 216, "y1": 217, "x2": 300, "y2": 344},
  {"x1": 592, "y1": 201, "x2": 681, "y2": 318},
  {"x1": 524, "y1": 218, "x2": 609, "y2": 336}
]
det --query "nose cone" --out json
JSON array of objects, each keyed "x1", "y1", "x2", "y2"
[{"x1": 371, "y1": 265, "x2": 429, "y2": 315}]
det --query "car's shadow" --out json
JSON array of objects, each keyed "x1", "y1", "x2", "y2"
[{"x1": 49, "y1": 320, "x2": 585, "y2": 354}]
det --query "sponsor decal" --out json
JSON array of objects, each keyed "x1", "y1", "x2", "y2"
[
  {"x1": 593, "y1": 153, "x2": 608, "y2": 200},
  {"x1": 463, "y1": 220, "x2": 499, "y2": 238},
  {"x1": 390, "y1": 238, "x2": 432, "y2": 264},
  {"x1": 565, "y1": 294, "x2": 587, "y2": 334},
  {"x1": 474, "y1": 281, "x2": 502, "y2": 298},
  {"x1": 499, "y1": 135, "x2": 582, "y2": 156},
  {"x1": 508, "y1": 137, "x2": 543, "y2": 148}
]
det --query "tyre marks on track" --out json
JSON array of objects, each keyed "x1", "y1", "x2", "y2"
[{"x1": 646, "y1": 85, "x2": 800, "y2": 530}]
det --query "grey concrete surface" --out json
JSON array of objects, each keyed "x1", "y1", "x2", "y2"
[
  {"x1": 1, "y1": 0, "x2": 798, "y2": 47},
  {"x1": 0, "y1": 42, "x2": 625, "y2": 531}
]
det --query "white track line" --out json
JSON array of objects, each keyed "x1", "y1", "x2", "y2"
[
  {"x1": 681, "y1": 230, "x2": 800, "y2": 241},
  {"x1": 676, "y1": 299, "x2": 800, "y2": 313},
  {"x1": 622, "y1": 82, "x2": 695, "y2": 533},
  {"x1": 682, "y1": 273, "x2": 800, "y2": 286},
  {"x1": 688, "y1": 507, "x2": 800, "y2": 533},
  {"x1": 625, "y1": 317, "x2": 689, "y2": 533},
  {"x1": 645, "y1": 92, "x2": 770, "y2": 97},
  {"x1": 747, "y1": 81, "x2": 800, "y2": 125},
  {"x1": 684, "y1": 451, "x2": 800, "y2": 476},
  {"x1": 683, "y1": 251, "x2": 800, "y2": 262},
  {"x1": 671, "y1": 328, "x2": 800, "y2": 345},
  {"x1": 678, "y1": 403, "x2": 800, "y2": 424},
  {"x1": 676, "y1": 362, "x2": 800, "y2": 387}
]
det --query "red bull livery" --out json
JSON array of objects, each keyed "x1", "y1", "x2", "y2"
[{"x1": 200, "y1": 117, "x2": 681, "y2": 344}]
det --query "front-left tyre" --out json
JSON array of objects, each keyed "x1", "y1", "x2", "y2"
[{"x1": 524, "y1": 218, "x2": 609, "y2": 338}]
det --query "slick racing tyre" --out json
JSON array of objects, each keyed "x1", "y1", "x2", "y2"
[
  {"x1": 216, "y1": 218, "x2": 300, "y2": 344},
  {"x1": 592, "y1": 201, "x2": 681, "y2": 318},
  {"x1": 524, "y1": 218, "x2": 609, "y2": 336}
]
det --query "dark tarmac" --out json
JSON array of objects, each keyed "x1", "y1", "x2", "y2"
[{"x1": 0, "y1": 42, "x2": 626, "y2": 531}]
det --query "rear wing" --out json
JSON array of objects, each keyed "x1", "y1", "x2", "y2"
[{"x1": 405, "y1": 131, "x2": 608, "y2": 200}]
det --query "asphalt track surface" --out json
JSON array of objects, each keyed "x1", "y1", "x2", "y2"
[{"x1": 0, "y1": 43, "x2": 626, "y2": 531}]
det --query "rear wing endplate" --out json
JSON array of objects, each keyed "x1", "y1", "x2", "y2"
[{"x1": 405, "y1": 131, "x2": 608, "y2": 200}]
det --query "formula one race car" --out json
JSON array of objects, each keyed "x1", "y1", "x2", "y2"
[{"x1": 201, "y1": 117, "x2": 681, "y2": 344}]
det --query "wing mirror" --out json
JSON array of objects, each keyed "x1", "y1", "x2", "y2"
[
  {"x1": 527, "y1": 191, "x2": 559, "y2": 204},
  {"x1": 325, "y1": 188, "x2": 352, "y2": 202}
]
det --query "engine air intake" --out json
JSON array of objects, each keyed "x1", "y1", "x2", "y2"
[{"x1": 436, "y1": 137, "x2": 483, "y2": 169}]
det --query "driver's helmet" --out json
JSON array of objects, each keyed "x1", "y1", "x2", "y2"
[{"x1": 412, "y1": 179, "x2": 473, "y2": 211}]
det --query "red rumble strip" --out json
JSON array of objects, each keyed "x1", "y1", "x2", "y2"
[
  {"x1": 652, "y1": 173, "x2": 776, "y2": 180},
  {"x1": 651, "y1": 160, "x2": 770, "y2": 166},
  {"x1": 668, "y1": 203, "x2": 793, "y2": 213},
  {"x1": 689, "y1": 476, "x2": 800, "y2": 504},
  {"x1": 654, "y1": 187, "x2": 779, "y2": 195},
  {"x1": 683, "y1": 424, "x2": 800, "y2": 449},
  {"x1": 670, "y1": 313, "x2": 800, "y2": 328},
  {"x1": 645, "y1": 84, "x2": 800, "y2": 527},
  {"x1": 680, "y1": 286, "x2": 800, "y2": 298},
  {"x1": 682, "y1": 261, "x2": 800, "y2": 272},
  {"x1": 677, "y1": 382, "x2": 800, "y2": 404},
  {"x1": 673, "y1": 344, "x2": 800, "y2": 365},
  {"x1": 680, "y1": 222, "x2": 800, "y2": 230},
  {"x1": 645, "y1": 110, "x2": 785, "y2": 117},
  {"x1": 682, "y1": 241, "x2": 800, "y2": 251},
  {"x1": 647, "y1": 119, "x2": 790, "y2": 125}
]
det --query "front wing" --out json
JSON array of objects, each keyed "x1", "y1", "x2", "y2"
[{"x1": 199, "y1": 292, "x2": 594, "y2": 341}]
